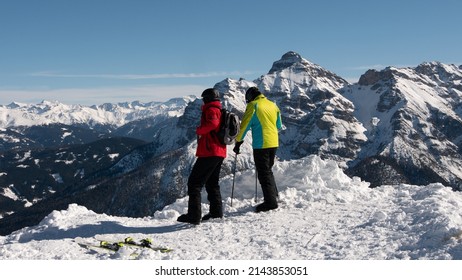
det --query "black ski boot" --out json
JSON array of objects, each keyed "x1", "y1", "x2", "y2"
[
  {"x1": 255, "y1": 203, "x2": 278, "y2": 213},
  {"x1": 177, "y1": 214, "x2": 200, "y2": 225},
  {"x1": 202, "y1": 213, "x2": 223, "y2": 221}
]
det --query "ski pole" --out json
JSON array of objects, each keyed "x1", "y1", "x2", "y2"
[
  {"x1": 255, "y1": 169, "x2": 258, "y2": 203},
  {"x1": 230, "y1": 153, "x2": 237, "y2": 207}
]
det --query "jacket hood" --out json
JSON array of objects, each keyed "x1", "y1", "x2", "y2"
[{"x1": 202, "y1": 100, "x2": 222, "y2": 110}]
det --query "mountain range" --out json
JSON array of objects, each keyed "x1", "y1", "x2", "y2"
[{"x1": 1, "y1": 51, "x2": 462, "y2": 235}]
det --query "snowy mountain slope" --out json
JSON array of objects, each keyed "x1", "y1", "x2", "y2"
[
  {"x1": 0, "y1": 123, "x2": 111, "y2": 152},
  {"x1": 0, "y1": 97, "x2": 194, "y2": 130},
  {"x1": 106, "y1": 98, "x2": 203, "y2": 175},
  {"x1": 0, "y1": 98, "x2": 208, "y2": 235},
  {"x1": 0, "y1": 96, "x2": 199, "y2": 224},
  {"x1": 0, "y1": 137, "x2": 146, "y2": 219},
  {"x1": 1, "y1": 155, "x2": 462, "y2": 260},
  {"x1": 0, "y1": 97, "x2": 197, "y2": 152},
  {"x1": 214, "y1": 52, "x2": 367, "y2": 167},
  {"x1": 342, "y1": 62, "x2": 462, "y2": 188},
  {"x1": 255, "y1": 51, "x2": 367, "y2": 166}
]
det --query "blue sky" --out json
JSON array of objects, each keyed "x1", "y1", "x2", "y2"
[{"x1": 0, "y1": 0, "x2": 461, "y2": 105}]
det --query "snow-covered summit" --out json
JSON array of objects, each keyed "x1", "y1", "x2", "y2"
[
  {"x1": 0, "y1": 96, "x2": 196, "y2": 129},
  {"x1": 264, "y1": 51, "x2": 349, "y2": 94},
  {"x1": 414, "y1": 61, "x2": 462, "y2": 85},
  {"x1": 344, "y1": 61, "x2": 462, "y2": 188},
  {"x1": 247, "y1": 52, "x2": 366, "y2": 166},
  {"x1": 268, "y1": 51, "x2": 308, "y2": 73}
]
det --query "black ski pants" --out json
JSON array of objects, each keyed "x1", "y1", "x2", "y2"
[
  {"x1": 253, "y1": 148, "x2": 278, "y2": 207},
  {"x1": 187, "y1": 156, "x2": 224, "y2": 222}
]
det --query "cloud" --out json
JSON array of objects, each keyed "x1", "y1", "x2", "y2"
[
  {"x1": 0, "y1": 85, "x2": 206, "y2": 106},
  {"x1": 344, "y1": 77, "x2": 360, "y2": 84},
  {"x1": 2, "y1": 69, "x2": 260, "y2": 106},
  {"x1": 348, "y1": 63, "x2": 416, "y2": 71},
  {"x1": 30, "y1": 70, "x2": 257, "y2": 80},
  {"x1": 348, "y1": 64, "x2": 389, "y2": 71}
]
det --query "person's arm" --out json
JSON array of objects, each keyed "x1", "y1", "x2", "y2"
[
  {"x1": 276, "y1": 107, "x2": 282, "y2": 130},
  {"x1": 235, "y1": 103, "x2": 255, "y2": 142},
  {"x1": 196, "y1": 107, "x2": 221, "y2": 135}
]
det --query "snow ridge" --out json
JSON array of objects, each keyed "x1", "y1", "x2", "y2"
[{"x1": 0, "y1": 96, "x2": 195, "y2": 129}]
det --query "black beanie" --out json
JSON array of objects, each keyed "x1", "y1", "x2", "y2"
[{"x1": 245, "y1": 87, "x2": 261, "y2": 103}]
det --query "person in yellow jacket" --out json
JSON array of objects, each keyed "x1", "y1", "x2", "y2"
[{"x1": 233, "y1": 87, "x2": 282, "y2": 212}]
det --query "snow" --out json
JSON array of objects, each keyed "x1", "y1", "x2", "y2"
[
  {"x1": 0, "y1": 97, "x2": 194, "y2": 129},
  {"x1": 108, "y1": 153, "x2": 120, "y2": 160},
  {"x1": 1, "y1": 155, "x2": 462, "y2": 261},
  {"x1": 1, "y1": 155, "x2": 461, "y2": 278},
  {"x1": 2, "y1": 186, "x2": 19, "y2": 200},
  {"x1": 62, "y1": 131, "x2": 72, "y2": 139},
  {"x1": 51, "y1": 173, "x2": 63, "y2": 183},
  {"x1": 2, "y1": 61, "x2": 462, "y2": 278}
]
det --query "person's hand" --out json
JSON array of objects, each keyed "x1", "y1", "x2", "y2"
[{"x1": 233, "y1": 141, "x2": 243, "y2": 154}]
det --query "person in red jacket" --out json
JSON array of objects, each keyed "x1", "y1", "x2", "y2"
[{"x1": 177, "y1": 88, "x2": 227, "y2": 225}]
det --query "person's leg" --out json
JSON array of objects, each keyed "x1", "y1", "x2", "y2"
[
  {"x1": 204, "y1": 157, "x2": 224, "y2": 219},
  {"x1": 253, "y1": 148, "x2": 278, "y2": 211},
  {"x1": 179, "y1": 157, "x2": 221, "y2": 223}
]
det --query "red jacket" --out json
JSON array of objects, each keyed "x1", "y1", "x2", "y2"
[{"x1": 196, "y1": 101, "x2": 227, "y2": 158}]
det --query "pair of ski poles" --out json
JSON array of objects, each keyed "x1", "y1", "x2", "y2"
[{"x1": 230, "y1": 153, "x2": 257, "y2": 207}]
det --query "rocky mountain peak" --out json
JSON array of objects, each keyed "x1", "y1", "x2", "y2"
[
  {"x1": 268, "y1": 51, "x2": 311, "y2": 74},
  {"x1": 357, "y1": 68, "x2": 396, "y2": 86},
  {"x1": 414, "y1": 61, "x2": 462, "y2": 85},
  {"x1": 261, "y1": 52, "x2": 349, "y2": 98}
]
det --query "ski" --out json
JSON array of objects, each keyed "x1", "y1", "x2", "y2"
[
  {"x1": 75, "y1": 239, "x2": 139, "y2": 259},
  {"x1": 97, "y1": 237, "x2": 173, "y2": 253},
  {"x1": 77, "y1": 240, "x2": 123, "y2": 252}
]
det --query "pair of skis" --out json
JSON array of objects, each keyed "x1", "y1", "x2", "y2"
[{"x1": 77, "y1": 237, "x2": 172, "y2": 255}]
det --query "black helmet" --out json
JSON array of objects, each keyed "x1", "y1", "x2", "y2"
[
  {"x1": 245, "y1": 87, "x2": 261, "y2": 103},
  {"x1": 201, "y1": 88, "x2": 220, "y2": 103}
]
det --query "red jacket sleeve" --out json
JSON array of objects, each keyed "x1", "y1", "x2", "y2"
[{"x1": 196, "y1": 107, "x2": 221, "y2": 135}]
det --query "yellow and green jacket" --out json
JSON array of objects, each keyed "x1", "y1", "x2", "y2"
[{"x1": 236, "y1": 94, "x2": 282, "y2": 149}]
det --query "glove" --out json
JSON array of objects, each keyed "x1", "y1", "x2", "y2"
[{"x1": 233, "y1": 141, "x2": 243, "y2": 154}]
